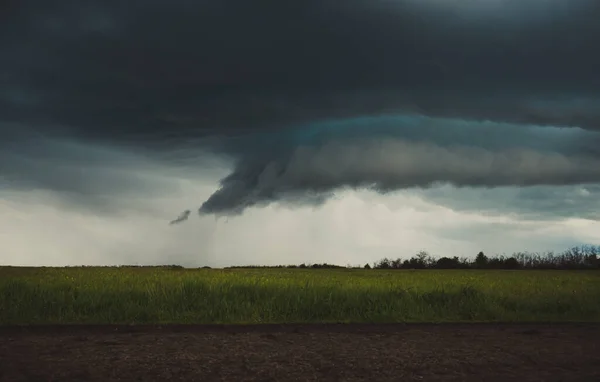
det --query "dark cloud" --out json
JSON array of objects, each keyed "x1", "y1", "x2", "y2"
[
  {"x1": 2, "y1": 0, "x2": 599, "y2": 136},
  {"x1": 1, "y1": 0, "x2": 600, "y2": 216},
  {"x1": 169, "y1": 210, "x2": 191, "y2": 225}
]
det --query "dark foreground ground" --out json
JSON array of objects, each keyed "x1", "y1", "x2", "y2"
[{"x1": 0, "y1": 323, "x2": 598, "y2": 382}]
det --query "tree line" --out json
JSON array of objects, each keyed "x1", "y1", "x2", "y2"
[{"x1": 225, "y1": 245, "x2": 600, "y2": 270}]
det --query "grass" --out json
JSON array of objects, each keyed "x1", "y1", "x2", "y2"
[{"x1": 1, "y1": 266, "x2": 599, "y2": 325}]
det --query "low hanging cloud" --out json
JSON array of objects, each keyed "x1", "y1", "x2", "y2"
[
  {"x1": 199, "y1": 137, "x2": 600, "y2": 215},
  {"x1": 419, "y1": 184, "x2": 600, "y2": 222}
]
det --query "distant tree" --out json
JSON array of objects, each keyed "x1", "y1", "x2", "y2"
[
  {"x1": 364, "y1": 263, "x2": 371, "y2": 269},
  {"x1": 404, "y1": 256, "x2": 427, "y2": 269},
  {"x1": 436, "y1": 257, "x2": 461, "y2": 269},
  {"x1": 503, "y1": 257, "x2": 520, "y2": 269},
  {"x1": 398, "y1": 251, "x2": 431, "y2": 269},
  {"x1": 487, "y1": 257, "x2": 505, "y2": 269},
  {"x1": 376, "y1": 258, "x2": 392, "y2": 269},
  {"x1": 458, "y1": 257, "x2": 472, "y2": 269},
  {"x1": 475, "y1": 252, "x2": 488, "y2": 268},
  {"x1": 416, "y1": 251, "x2": 429, "y2": 264}
]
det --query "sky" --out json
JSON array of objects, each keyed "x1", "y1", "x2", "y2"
[{"x1": 1, "y1": 0, "x2": 599, "y2": 267}]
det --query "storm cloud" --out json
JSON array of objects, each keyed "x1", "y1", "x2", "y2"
[{"x1": 2, "y1": 0, "x2": 600, "y2": 217}]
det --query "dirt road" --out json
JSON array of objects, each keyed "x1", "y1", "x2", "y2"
[{"x1": 0, "y1": 323, "x2": 598, "y2": 381}]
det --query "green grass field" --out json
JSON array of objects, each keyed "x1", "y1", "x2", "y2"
[{"x1": 1, "y1": 266, "x2": 599, "y2": 324}]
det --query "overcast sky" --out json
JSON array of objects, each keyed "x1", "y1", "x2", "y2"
[{"x1": 1, "y1": 0, "x2": 599, "y2": 267}]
